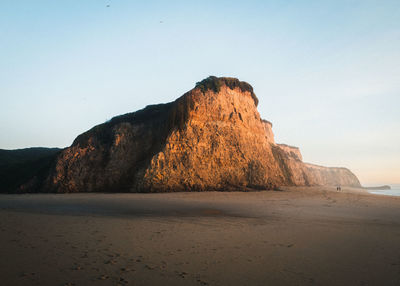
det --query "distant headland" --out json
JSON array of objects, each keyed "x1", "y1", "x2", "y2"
[{"x1": 364, "y1": 185, "x2": 391, "y2": 190}]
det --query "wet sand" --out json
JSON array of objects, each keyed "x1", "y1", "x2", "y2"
[{"x1": 0, "y1": 186, "x2": 400, "y2": 286}]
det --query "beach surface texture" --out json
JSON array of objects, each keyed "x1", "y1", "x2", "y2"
[{"x1": 0, "y1": 186, "x2": 399, "y2": 286}]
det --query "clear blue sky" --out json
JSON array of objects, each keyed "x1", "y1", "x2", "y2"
[{"x1": 1, "y1": 0, "x2": 399, "y2": 185}]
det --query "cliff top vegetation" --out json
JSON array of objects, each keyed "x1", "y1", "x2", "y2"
[{"x1": 195, "y1": 76, "x2": 258, "y2": 106}]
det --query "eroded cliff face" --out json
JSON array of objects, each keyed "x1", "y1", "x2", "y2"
[
  {"x1": 272, "y1": 143, "x2": 361, "y2": 187},
  {"x1": 137, "y1": 85, "x2": 286, "y2": 192},
  {"x1": 44, "y1": 103, "x2": 176, "y2": 192},
  {"x1": 303, "y1": 163, "x2": 361, "y2": 187},
  {"x1": 41, "y1": 76, "x2": 360, "y2": 193},
  {"x1": 277, "y1": 144, "x2": 302, "y2": 161}
]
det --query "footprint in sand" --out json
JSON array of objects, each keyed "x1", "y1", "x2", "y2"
[
  {"x1": 118, "y1": 277, "x2": 129, "y2": 284},
  {"x1": 196, "y1": 279, "x2": 209, "y2": 286},
  {"x1": 120, "y1": 267, "x2": 135, "y2": 272},
  {"x1": 80, "y1": 252, "x2": 89, "y2": 258},
  {"x1": 145, "y1": 264, "x2": 156, "y2": 270},
  {"x1": 20, "y1": 272, "x2": 36, "y2": 278},
  {"x1": 98, "y1": 274, "x2": 109, "y2": 280},
  {"x1": 105, "y1": 259, "x2": 117, "y2": 265},
  {"x1": 176, "y1": 271, "x2": 188, "y2": 278},
  {"x1": 274, "y1": 243, "x2": 295, "y2": 248}
]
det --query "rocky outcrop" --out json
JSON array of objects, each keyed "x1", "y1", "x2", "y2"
[
  {"x1": 0, "y1": 148, "x2": 60, "y2": 193},
  {"x1": 277, "y1": 144, "x2": 302, "y2": 161},
  {"x1": 262, "y1": 120, "x2": 275, "y2": 143},
  {"x1": 43, "y1": 77, "x2": 288, "y2": 192},
  {"x1": 271, "y1": 143, "x2": 360, "y2": 187},
  {"x1": 1, "y1": 76, "x2": 361, "y2": 193},
  {"x1": 303, "y1": 163, "x2": 361, "y2": 187},
  {"x1": 364, "y1": 185, "x2": 391, "y2": 190}
]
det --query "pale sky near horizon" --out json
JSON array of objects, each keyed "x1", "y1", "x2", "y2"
[{"x1": 1, "y1": 0, "x2": 399, "y2": 185}]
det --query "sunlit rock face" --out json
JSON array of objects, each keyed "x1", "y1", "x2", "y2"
[
  {"x1": 138, "y1": 84, "x2": 285, "y2": 192},
  {"x1": 277, "y1": 144, "x2": 302, "y2": 161},
  {"x1": 303, "y1": 163, "x2": 361, "y2": 187},
  {"x1": 42, "y1": 76, "x2": 361, "y2": 192},
  {"x1": 271, "y1": 144, "x2": 361, "y2": 187}
]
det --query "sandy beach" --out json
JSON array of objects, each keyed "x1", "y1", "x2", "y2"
[{"x1": 0, "y1": 187, "x2": 400, "y2": 286}]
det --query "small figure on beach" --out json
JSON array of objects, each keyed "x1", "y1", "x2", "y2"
[{"x1": 337, "y1": 186, "x2": 341, "y2": 191}]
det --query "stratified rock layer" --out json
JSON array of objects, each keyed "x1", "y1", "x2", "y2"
[{"x1": 41, "y1": 76, "x2": 360, "y2": 192}]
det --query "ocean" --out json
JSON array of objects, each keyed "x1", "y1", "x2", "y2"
[{"x1": 367, "y1": 184, "x2": 400, "y2": 197}]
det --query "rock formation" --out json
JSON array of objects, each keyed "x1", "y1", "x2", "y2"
[
  {"x1": 272, "y1": 145, "x2": 360, "y2": 187},
  {"x1": 38, "y1": 76, "x2": 359, "y2": 193},
  {"x1": 364, "y1": 185, "x2": 391, "y2": 190},
  {"x1": 0, "y1": 148, "x2": 60, "y2": 193},
  {"x1": 1, "y1": 76, "x2": 361, "y2": 193}
]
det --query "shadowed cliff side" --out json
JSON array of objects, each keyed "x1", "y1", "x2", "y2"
[
  {"x1": 43, "y1": 99, "x2": 192, "y2": 192},
  {"x1": 0, "y1": 148, "x2": 61, "y2": 193}
]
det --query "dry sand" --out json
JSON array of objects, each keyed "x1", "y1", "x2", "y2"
[{"x1": 0, "y1": 186, "x2": 399, "y2": 286}]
